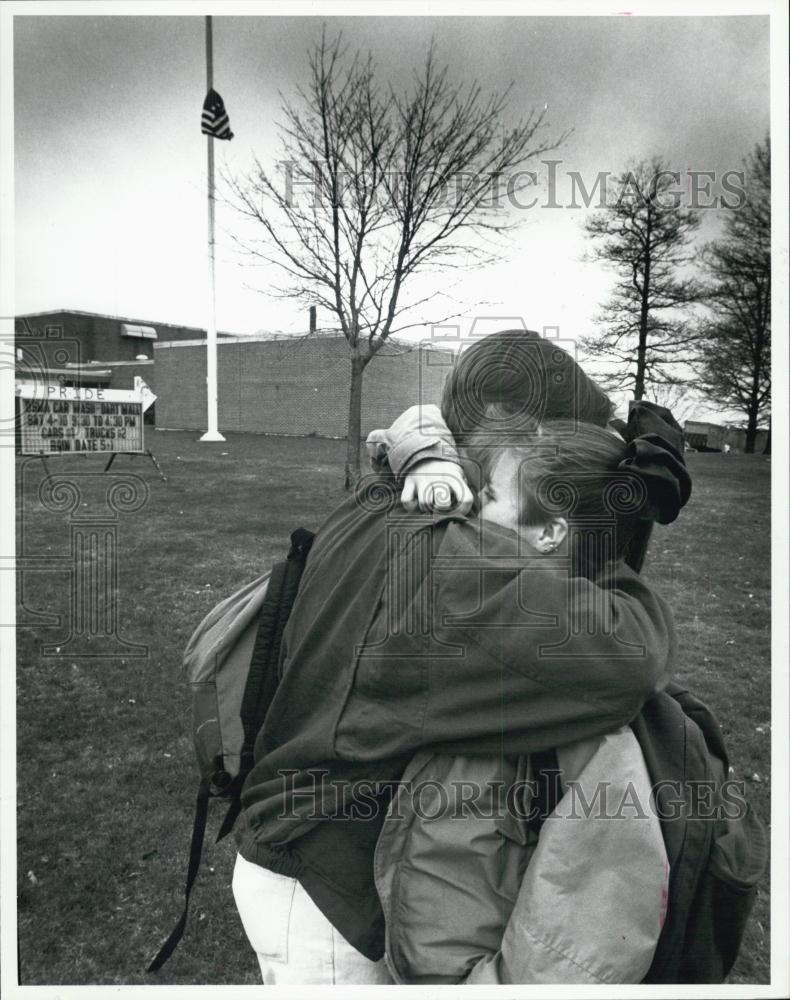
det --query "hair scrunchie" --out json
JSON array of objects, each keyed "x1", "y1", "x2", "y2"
[{"x1": 616, "y1": 401, "x2": 692, "y2": 524}]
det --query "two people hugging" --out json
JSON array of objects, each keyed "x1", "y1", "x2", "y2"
[{"x1": 230, "y1": 329, "x2": 752, "y2": 985}]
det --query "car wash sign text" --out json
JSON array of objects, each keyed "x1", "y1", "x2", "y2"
[{"x1": 16, "y1": 383, "x2": 145, "y2": 455}]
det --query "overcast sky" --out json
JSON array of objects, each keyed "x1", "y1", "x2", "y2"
[{"x1": 13, "y1": 11, "x2": 769, "y2": 414}]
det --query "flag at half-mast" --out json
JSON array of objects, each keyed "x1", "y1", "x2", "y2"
[{"x1": 201, "y1": 89, "x2": 234, "y2": 140}]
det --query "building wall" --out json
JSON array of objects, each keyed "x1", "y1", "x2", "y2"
[
  {"x1": 683, "y1": 420, "x2": 769, "y2": 452},
  {"x1": 154, "y1": 336, "x2": 453, "y2": 437},
  {"x1": 724, "y1": 427, "x2": 769, "y2": 452},
  {"x1": 105, "y1": 361, "x2": 155, "y2": 392},
  {"x1": 15, "y1": 310, "x2": 233, "y2": 369}
]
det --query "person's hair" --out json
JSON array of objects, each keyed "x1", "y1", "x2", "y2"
[
  {"x1": 440, "y1": 329, "x2": 655, "y2": 573},
  {"x1": 463, "y1": 419, "x2": 645, "y2": 579},
  {"x1": 440, "y1": 329, "x2": 614, "y2": 447}
]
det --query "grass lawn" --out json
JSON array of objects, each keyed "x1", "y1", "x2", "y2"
[{"x1": 15, "y1": 433, "x2": 771, "y2": 985}]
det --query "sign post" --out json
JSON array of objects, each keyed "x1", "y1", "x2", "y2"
[{"x1": 15, "y1": 382, "x2": 166, "y2": 481}]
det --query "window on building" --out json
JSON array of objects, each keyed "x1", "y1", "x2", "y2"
[{"x1": 121, "y1": 324, "x2": 157, "y2": 340}]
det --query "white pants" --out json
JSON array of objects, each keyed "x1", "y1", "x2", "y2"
[{"x1": 232, "y1": 853, "x2": 393, "y2": 985}]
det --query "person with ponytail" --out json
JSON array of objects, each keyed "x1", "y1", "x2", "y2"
[
  {"x1": 364, "y1": 409, "x2": 688, "y2": 984},
  {"x1": 369, "y1": 335, "x2": 762, "y2": 986}
]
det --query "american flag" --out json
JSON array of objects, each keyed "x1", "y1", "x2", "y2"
[{"x1": 201, "y1": 89, "x2": 234, "y2": 140}]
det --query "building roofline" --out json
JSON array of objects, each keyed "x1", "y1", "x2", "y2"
[
  {"x1": 155, "y1": 332, "x2": 344, "y2": 349},
  {"x1": 17, "y1": 312, "x2": 455, "y2": 355},
  {"x1": 16, "y1": 308, "x2": 243, "y2": 338},
  {"x1": 16, "y1": 368, "x2": 113, "y2": 380},
  {"x1": 683, "y1": 418, "x2": 770, "y2": 432},
  {"x1": 155, "y1": 331, "x2": 455, "y2": 354}
]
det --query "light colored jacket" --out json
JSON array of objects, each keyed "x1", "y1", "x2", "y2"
[
  {"x1": 374, "y1": 729, "x2": 669, "y2": 985},
  {"x1": 366, "y1": 403, "x2": 460, "y2": 476}
]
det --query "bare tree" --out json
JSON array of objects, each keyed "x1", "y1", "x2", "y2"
[
  {"x1": 227, "y1": 31, "x2": 567, "y2": 486},
  {"x1": 694, "y1": 138, "x2": 771, "y2": 453},
  {"x1": 646, "y1": 382, "x2": 702, "y2": 426},
  {"x1": 581, "y1": 158, "x2": 702, "y2": 400}
]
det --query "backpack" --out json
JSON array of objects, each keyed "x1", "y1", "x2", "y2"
[
  {"x1": 632, "y1": 684, "x2": 768, "y2": 983},
  {"x1": 147, "y1": 527, "x2": 315, "y2": 972}
]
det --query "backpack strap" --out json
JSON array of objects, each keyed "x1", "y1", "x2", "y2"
[
  {"x1": 147, "y1": 779, "x2": 211, "y2": 972},
  {"x1": 236, "y1": 527, "x2": 315, "y2": 796},
  {"x1": 632, "y1": 687, "x2": 722, "y2": 983},
  {"x1": 216, "y1": 527, "x2": 315, "y2": 845},
  {"x1": 526, "y1": 748, "x2": 562, "y2": 835},
  {"x1": 664, "y1": 681, "x2": 729, "y2": 772},
  {"x1": 215, "y1": 792, "x2": 243, "y2": 844},
  {"x1": 214, "y1": 531, "x2": 315, "y2": 844},
  {"x1": 147, "y1": 527, "x2": 315, "y2": 973}
]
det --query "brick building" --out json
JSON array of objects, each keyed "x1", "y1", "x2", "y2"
[
  {"x1": 154, "y1": 333, "x2": 455, "y2": 438},
  {"x1": 15, "y1": 309, "x2": 241, "y2": 397}
]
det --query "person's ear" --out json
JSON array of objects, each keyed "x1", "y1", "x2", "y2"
[{"x1": 533, "y1": 517, "x2": 568, "y2": 553}]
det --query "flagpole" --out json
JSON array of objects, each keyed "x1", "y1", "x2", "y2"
[{"x1": 200, "y1": 14, "x2": 225, "y2": 442}]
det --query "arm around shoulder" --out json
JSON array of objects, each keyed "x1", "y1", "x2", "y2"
[{"x1": 336, "y1": 541, "x2": 675, "y2": 759}]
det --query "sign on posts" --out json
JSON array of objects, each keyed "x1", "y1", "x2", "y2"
[{"x1": 15, "y1": 381, "x2": 164, "y2": 479}]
